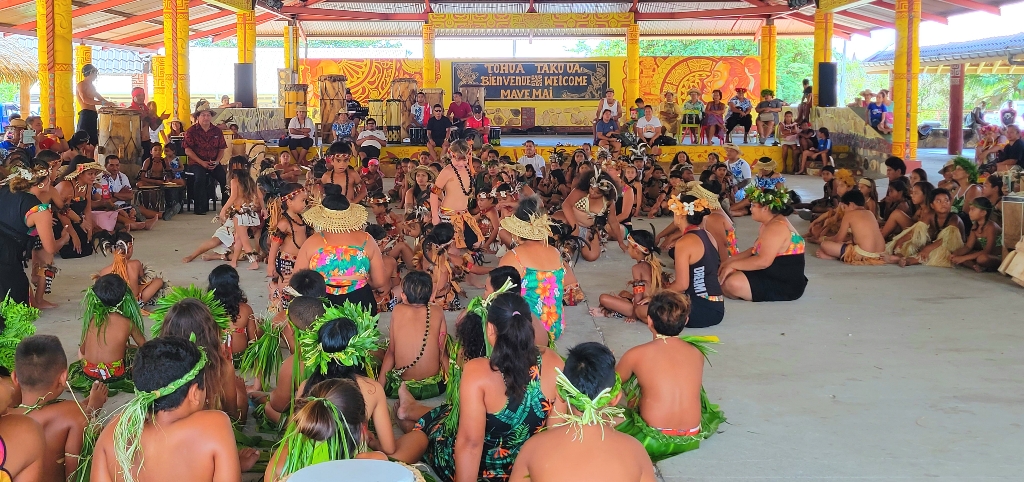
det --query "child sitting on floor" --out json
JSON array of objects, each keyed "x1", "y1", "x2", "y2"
[
  {"x1": 366, "y1": 225, "x2": 401, "y2": 313},
  {"x1": 510, "y1": 342, "x2": 656, "y2": 482},
  {"x1": 208, "y1": 265, "x2": 256, "y2": 368},
  {"x1": 249, "y1": 295, "x2": 325, "y2": 427},
  {"x1": 950, "y1": 197, "x2": 1002, "y2": 272},
  {"x1": 378, "y1": 271, "x2": 448, "y2": 400},
  {"x1": 412, "y1": 223, "x2": 464, "y2": 311},
  {"x1": 815, "y1": 189, "x2": 888, "y2": 265},
  {"x1": 68, "y1": 274, "x2": 146, "y2": 394},
  {"x1": 92, "y1": 337, "x2": 251, "y2": 482},
  {"x1": 590, "y1": 229, "x2": 664, "y2": 322},
  {"x1": 265, "y1": 378, "x2": 388, "y2": 481},
  {"x1": 13, "y1": 335, "x2": 108, "y2": 482},
  {"x1": 368, "y1": 190, "x2": 414, "y2": 266},
  {"x1": 93, "y1": 231, "x2": 167, "y2": 305},
  {"x1": 475, "y1": 190, "x2": 501, "y2": 253},
  {"x1": 615, "y1": 290, "x2": 725, "y2": 461}
]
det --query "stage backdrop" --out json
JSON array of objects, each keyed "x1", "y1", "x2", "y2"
[{"x1": 298, "y1": 56, "x2": 760, "y2": 129}]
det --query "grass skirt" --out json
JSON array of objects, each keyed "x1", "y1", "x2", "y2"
[
  {"x1": 384, "y1": 370, "x2": 446, "y2": 400},
  {"x1": 885, "y1": 221, "x2": 930, "y2": 257},
  {"x1": 916, "y1": 225, "x2": 965, "y2": 268},
  {"x1": 615, "y1": 385, "x2": 726, "y2": 462},
  {"x1": 67, "y1": 347, "x2": 137, "y2": 394}
]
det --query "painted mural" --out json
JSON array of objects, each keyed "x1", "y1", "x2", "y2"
[
  {"x1": 810, "y1": 106, "x2": 892, "y2": 179},
  {"x1": 298, "y1": 56, "x2": 759, "y2": 128}
]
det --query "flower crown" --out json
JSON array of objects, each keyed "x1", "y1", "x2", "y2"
[
  {"x1": 743, "y1": 186, "x2": 790, "y2": 211},
  {"x1": 148, "y1": 285, "x2": 231, "y2": 338},
  {"x1": 666, "y1": 197, "x2": 710, "y2": 217},
  {"x1": 1, "y1": 165, "x2": 50, "y2": 185},
  {"x1": 552, "y1": 369, "x2": 625, "y2": 441},
  {"x1": 298, "y1": 301, "x2": 384, "y2": 379}
]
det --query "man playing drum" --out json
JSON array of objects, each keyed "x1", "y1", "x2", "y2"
[{"x1": 76, "y1": 64, "x2": 116, "y2": 146}]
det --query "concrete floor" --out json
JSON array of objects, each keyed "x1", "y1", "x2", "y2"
[{"x1": 31, "y1": 153, "x2": 1024, "y2": 481}]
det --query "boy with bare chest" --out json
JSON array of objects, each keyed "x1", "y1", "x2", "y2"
[
  {"x1": 378, "y1": 271, "x2": 448, "y2": 399},
  {"x1": 68, "y1": 274, "x2": 146, "y2": 393},
  {"x1": 13, "y1": 335, "x2": 108, "y2": 482},
  {"x1": 430, "y1": 140, "x2": 484, "y2": 250}
]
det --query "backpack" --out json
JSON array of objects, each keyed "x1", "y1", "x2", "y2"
[{"x1": 965, "y1": 112, "x2": 975, "y2": 128}]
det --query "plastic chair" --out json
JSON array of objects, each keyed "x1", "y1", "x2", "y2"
[
  {"x1": 679, "y1": 109, "x2": 702, "y2": 145},
  {"x1": 700, "y1": 123, "x2": 726, "y2": 145}
]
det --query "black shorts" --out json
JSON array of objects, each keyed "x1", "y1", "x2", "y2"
[
  {"x1": 77, "y1": 110, "x2": 99, "y2": 145},
  {"x1": 726, "y1": 114, "x2": 752, "y2": 132},
  {"x1": 289, "y1": 137, "x2": 314, "y2": 150},
  {"x1": 359, "y1": 145, "x2": 381, "y2": 159}
]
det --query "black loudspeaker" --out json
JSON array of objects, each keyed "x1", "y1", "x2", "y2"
[
  {"x1": 817, "y1": 62, "x2": 837, "y2": 108},
  {"x1": 234, "y1": 63, "x2": 256, "y2": 108}
]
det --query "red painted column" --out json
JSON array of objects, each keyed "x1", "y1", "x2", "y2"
[{"x1": 947, "y1": 63, "x2": 964, "y2": 155}]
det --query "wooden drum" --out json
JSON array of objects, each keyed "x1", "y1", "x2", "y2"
[
  {"x1": 98, "y1": 108, "x2": 143, "y2": 164},
  {"x1": 460, "y1": 84, "x2": 486, "y2": 113},
  {"x1": 390, "y1": 78, "x2": 418, "y2": 141},
  {"x1": 318, "y1": 74, "x2": 348, "y2": 128},
  {"x1": 420, "y1": 88, "x2": 445, "y2": 110},
  {"x1": 385, "y1": 99, "x2": 403, "y2": 129},
  {"x1": 283, "y1": 84, "x2": 308, "y2": 119},
  {"x1": 368, "y1": 99, "x2": 385, "y2": 123}
]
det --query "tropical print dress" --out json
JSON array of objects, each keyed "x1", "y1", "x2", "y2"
[
  {"x1": 511, "y1": 250, "x2": 565, "y2": 340},
  {"x1": 414, "y1": 356, "x2": 552, "y2": 482}
]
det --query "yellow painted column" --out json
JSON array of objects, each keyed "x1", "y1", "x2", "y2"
[
  {"x1": 284, "y1": 23, "x2": 300, "y2": 72},
  {"x1": 891, "y1": 0, "x2": 909, "y2": 160},
  {"x1": 152, "y1": 56, "x2": 166, "y2": 116},
  {"x1": 37, "y1": 0, "x2": 74, "y2": 132},
  {"x1": 626, "y1": 23, "x2": 640, "y2": 103},
  {"x1": 237, "y1": 10, "x2": 256, "y2": 64},
  {"x1": 74, "y1": 44, "x2": 92, "y2": 123},
  {"x1": 19, "y1": 79, "x2": 32, "y2": 116},
  {"x1": 759, "y1": 20, "x2": 778, "y2": 93},
  {"x1": 812, "y1": 11, "x2": 833, "y2": 104},
  {"x1": 175, "y1": 0, "x2": 190, "y2": 127},
  {"x1": 906, "y1": 0, "x2": 921, "y2": 162},
  {"x1": 422, "y1": 23, "x2": 436, "y2": 88}
]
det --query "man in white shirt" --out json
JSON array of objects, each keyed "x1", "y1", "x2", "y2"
[
  {"x1": 288, "y1": 106, "x2": 316, "y2": 164},
  {"x1": 356, "y1": 117, "x2": 387, "y2": 164},
  {"x1": 635, "y1": 105, "x2": 667, "y2": 154},
  {"x1": 410, "y1": 92, "x2": 429, "y2": 127},
  {"x1": 94, "y1": 154, "x2": 160, "y2": 229},
  {"x1": 517, "y1": 140, "x2": 545, "y2": 178}
]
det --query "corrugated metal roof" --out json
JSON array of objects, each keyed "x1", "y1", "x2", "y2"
[
  {"x1": 637, "y1": 1, "x2": 751, "y2": 13},
  {"x1": 536, "y1": 3, "x2": 632, "y2": 13},
  {"x1": 296, "y1": 20, "x2": 422, "y2": 37},
  {"x1": 7, "y1": 36, "x2": 143, "y2": 75},
  {"x1": 435, "y1": 27, "x2": 626, "y2": 37},
  {"x1": 639, "y1": 18, "x2": 814, "y2": 36},
  {"x1": 430, "y1": 3, "x2": 529, "y2": 13},
  {"x1": 864, "y1": 31, "x2": 1024, "y2": 65},
  {"x1": 316, "y1": 2, "x2": 425, "y2": 14}
]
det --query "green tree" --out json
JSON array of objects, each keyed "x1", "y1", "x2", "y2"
[{"x1": 0, "y1": 82, "x2": 18, "y2": 104}]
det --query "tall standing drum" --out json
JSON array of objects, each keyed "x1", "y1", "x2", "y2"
[
  {"x1": 460, "y1": 84, "x2": 486, "y2": 113},
  {"x1": 385, "y1": 99, "x2": 403, "y2": 130},
  {"x1": 98, "y1": 108, "x2": 143, "y2": 164},
  {"x1": 368, "y1": 99, "x2": 385, "y2": 123},
  {"x1": 318, "y1": 74, "x2": 348, "y2": 130},
  {"x1": 420, "y1": 88, "x2": 445, "y2": 110},
  {"x1": 283, "y1": 84, "x2": 308, "y2": 119},
  {"x1": 390, "y1": 78, "x2": 418, "y2": 141}
]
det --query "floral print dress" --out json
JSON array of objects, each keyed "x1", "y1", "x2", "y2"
[
  {"x1": 414, "y1": 356, "x2": 551, "y2": 482},
  {"x1": 511, "y1": 250, "x2": 565, "y2": 340}
]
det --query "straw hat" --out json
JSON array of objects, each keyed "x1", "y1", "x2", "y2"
[
  {"x1": 406, "y1": 164, "x2": 437, "y2": 186},
  {"x1": 499, "y1": 212, "x2": 552, "y2": 241},
  {"x1": 723, "y1": 144, "x2": 743, "y2": 156},
  {"x1": 752, "y1": 157, "x2": 777, "y2": 172},
  {"x1": 63, "y1": 161, "x2": 107, "y2": 181},
  {"x1": 857, "y1": 177, "x2": 873, "y2": 188},
  {"x1": 297, "y1": 106, "x2": 308, "y2": 112},
  {"x1": 301, "y1": 199, "x2": 368, "y2": 234},
  {"x1": 193, "y1": 99, "x2": 211, "y2": 116},
  {"x1": 680, "y1": 180, "x2": 722, "y2": 210},
  {"x1": 7, "y1": 118, "x2": 26, "y2": 129},
  {"x1": 687, "y1": 88, "x2": 701, "y2": 96}
]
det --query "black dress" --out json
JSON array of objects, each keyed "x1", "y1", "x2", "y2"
[
  {"x1": 682, "y1": 229, "x2": 725, "y2": 328},
  {"x1": 59, "y1": 196, "x2": 94, "y2": 259},
  {"x1": 0, "y1": 187, "x2": 43, "y2": 303}
]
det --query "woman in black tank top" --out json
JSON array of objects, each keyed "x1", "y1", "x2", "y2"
[{"x1": 664, "y1": 194, "x2": 725, "y2": 328}]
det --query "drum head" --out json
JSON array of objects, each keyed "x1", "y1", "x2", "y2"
[{"x1": 286, "y1": 460, "x2": 415, "y2": 482}]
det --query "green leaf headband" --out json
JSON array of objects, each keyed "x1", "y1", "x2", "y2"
[
  {"x1": 82, "y1": 286, "x2": 144, "y2": 343},
  {"x1": 112, "y1": 347, "x2": 207, "y2": 482},
  {"x1": 465, "y1": 277, "x2": 517, "y2": 357},
  {"x1": 298, "y1": 301, "x2": 383, "y2": 379},
  {"x1": 744, "y1": 185, "x2": 789, "y2": 212},
  {"x1": 551, "y1": 368, "x2": 624, "y2": 441},
  {"x1": 275, "y1": 395, "x2": 361, "y2": 478},
  {"x1": 148, "y1": 285, "x2": 231, "y2": 337},
  {"x1": 0, "y1": 295, "x2": 39, "y2": 373}
]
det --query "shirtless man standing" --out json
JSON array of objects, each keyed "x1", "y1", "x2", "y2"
[
  {"x1": 815, "y1": 189, "x2": 887, "y2": 265},
  {"x1": 430, "y1": 139, "x2": 483, "y2": 250},
  {"x1": 76, "y1": 64, "x2": 115, "y2": 146}
]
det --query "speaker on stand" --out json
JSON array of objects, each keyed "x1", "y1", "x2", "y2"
[
  {"x1": 817, "y1": 62, "x2": 838, "y2": 108},
  {"x1": 235, "y1": 63, "x2": 256, "y2": 108}
]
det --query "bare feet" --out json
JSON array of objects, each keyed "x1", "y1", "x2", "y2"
[
  {"x1": 144, "y1": 216, "x2": 158, "y2": 230},
  {"x1": 972, "y1": 263, "x2": 984, "y2": 273},
  {"x1": 201, "y1": 253, "x2": 226, "y2": 262},
  {"x1": 182, "y1": 254, "x2": 195, "y2": 263},
  {"x1": 35, "y1": 298, "x2": 59, "y2": 309},
  {"x1": 898, "y1": 257, "x2": 908, "y2": 268},
  {"x1": 247, "y1": 260, "x2": 259, "y2": 271},
  {"x1": 238, "y1": 448, "x2": 260, "y2": 472},
  {"x1": 85, "y1": 381, "x2": 109, "y2": 414},
  {"x1": 814, "y1": 249, "x2": 836, "y2": 260},
  {"x1": 588, "y1": 307, "x2": 605, "y2": 318}
]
